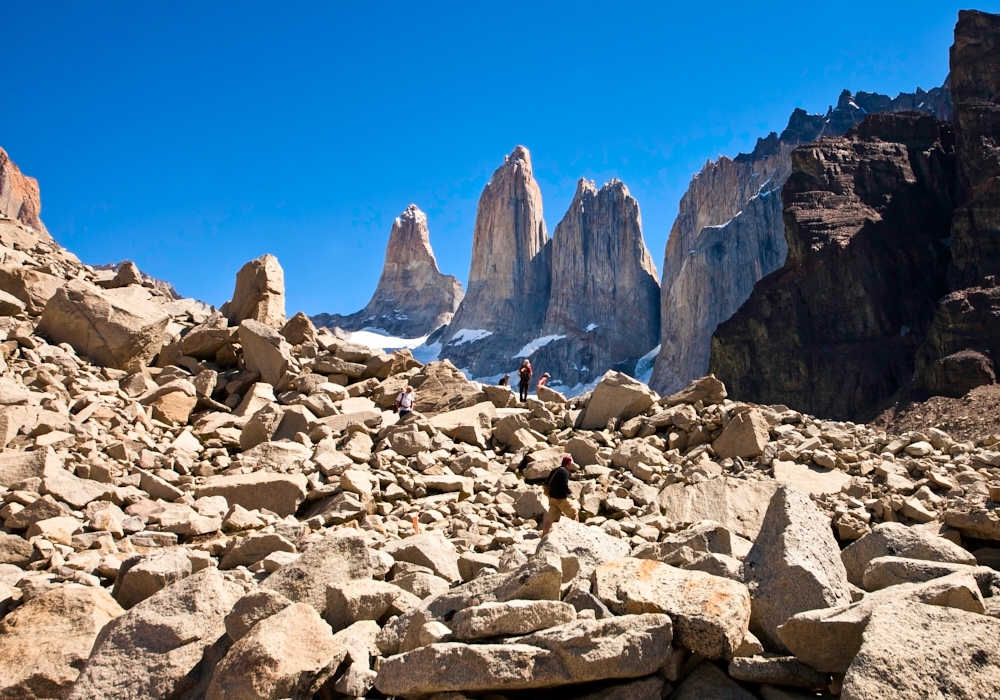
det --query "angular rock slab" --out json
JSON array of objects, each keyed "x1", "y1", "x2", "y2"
[
  {"x1": 381, "y1": 531, "x2": 461, "y2": 583},
  {"x1": 68, "y1": 569, "x2": 247, "y2": 700},
  {"x1": 712, "y1": 408, "x2": 769, "y2": 459},
  {"x1": 450, "y1": 600, "x2": 577, "y2": 641},
  {"x1": 263, "y1": 529, "x2": 372, "y2": 615},
  {"x1": 593, "y1": 557, "x2": 750, "y2": 659},
  {"x1": 0, "y1": 586, "x2": 124, "y2": 700},
  {"x1": 777, "y1": 570, "x2": 986, "y2": 674},
  {"x1": 668, "y1": 661, "x2": 757, "y2": 700},
  {"x1": 375, "y1": 614, "x2": 673, "y2": 696},
  {"x1": 580, "y1": 371, "x2": 657, "y2": 430},
  {"x1": 841, "y1": 601, "x2": 1000, "y2": 700},
  {"x1": 657, "y1": 476, "x2": 778, "y2": 540},
  {"x1": 841, "y1": 521, "x2": 976, "y2": 587},
  {"x1": 38, "y1": 280, "x2": 170, "y2": 370},
  {"x1": 207, "y1": 603, "x2": 345, "y2": 700},
  {"x1": 534, "y1": 519, "x2": 631, "y2": 584},
  {"x1": 194, "y1": 472, "x2": 308, "y2": 518},
  {"x1": 223, "y1": 253, "x2": 286, "y2": 328},
  {"x1": 743, "y1": 486, "x2": 852, "y2": 651}
]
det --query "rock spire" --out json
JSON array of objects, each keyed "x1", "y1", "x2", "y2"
[
  {"x1": 313, "y1": 204, "x2": 463, "y2": 337},
  {"x1": 440, "y1": 145, "x2": 550, "y2": 376},
  {"x1": 0, "y1": 146, "x2": 50, "y2": 239}
]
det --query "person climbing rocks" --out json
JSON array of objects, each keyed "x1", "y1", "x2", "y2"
[
  {"x1": 517, "y1": 359, "x2": 532, "y2": 402},
  {"x1": 394, "y1": 385, "x2": 415, "y2": 421},
  {"x1": 499, "y1": 374, "x2": 510, "y2": 387},
  {"x1": 542, "y1": 455, "x2": 579, "y2": 537},
  {"x1": 537, "y1": 372, "x2": 551, "y2": 389}
]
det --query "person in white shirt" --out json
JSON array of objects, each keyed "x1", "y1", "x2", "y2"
[{"x1": 395, "y1": 385, "x2": 415, "y2": 420}]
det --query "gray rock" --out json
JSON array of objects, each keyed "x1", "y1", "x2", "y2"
[
  {"x1": 450, "y1": 600, "x2": 577, "y2": 641},
  {"x1": 656, "y1": 477, "x2": 778, "y2": 540},
  {"x1": 841, "y1": 521, "x2": 976, "y2": 588},
  {"x1": 637, "y1": 520, "x2": 732, "y2": 561},
  {"x1": 841, "y1": 601, "x2": 1000, "y2": 700},
  {"x1": 68, "y1": 569, "x2": 248, "y2": 700},
  {"x1": 727, "y1": 655, "x2": 826, "y2": 688},
  {"x1": 667, "y1": 661, "x2": 757, "y2": 700},
  {"x1": 325, "y1": 579, "x2": 412, "y2": 631},
  {"x1": 220, "y1": 532, "x2": 296, "y2": 570},
  {"x1": 534, "y1": 519, "x2": 630, "y2": 584},
  {"x1": 862, "y1": 555, "x2": 975, "y2": 590},
  {"x1": 777, "y1": 570, "x2": 987, "y2": 673},
  {"x1": 743, "y1": 486, "x2": 852, "y2": 651},
  {"x1": 593, "y1": 557, "x2": 750, "y2": 659}
]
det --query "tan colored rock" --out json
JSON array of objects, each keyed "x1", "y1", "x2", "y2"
[
  {"x1": 450, "y1": 600, "x2": 577, "y2": 641},
  {"x1": 38, "y1": 281, "x2": 170, "y2": 370},
  {"x1": 713, "y1": 408, "x2": 769, "y2": 459},
  {"x1": 194, "y1": 472, "x2": 308, "y2": 517},
  {"x1": 238, "y1": 319, "x2": 292, "y2": 386},
  {"x1": 223, "y1": 254, "x2": 286, "y2": 328},
  {"x1": 772, "y1": 460, "x2": 852, "y2": 496},
  {"x1": 428, "y1": 401, "x2": 496, "y2": 438},
  {"x1": 580, "y1": 370, "x2": 657, "y2": 430},
  {"x1": 841, "y1": 521, "x2": 976, "y2": 588},
  {"x1": 149, "y1": 390, "x2": 197, "y2": 424},
  {"x1": 207, "y1": 603, "x2": 345, "y2": 700},
  {"x1": 0, "y1": 146, "x2": 51, "y2": 236},
  {"x1": 657, "y1": 477, "x2": 778, "y2": 540},
  {"x1": 0, "y1": 265, "x2": 63, "y2": 313},
  {"x1": 0, "y1": 586, "x2": 124, "y2": 700}
]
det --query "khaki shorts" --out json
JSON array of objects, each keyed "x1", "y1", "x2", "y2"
[{"x1": 546, "y1": 498, "x2": 579, "y2": 523}]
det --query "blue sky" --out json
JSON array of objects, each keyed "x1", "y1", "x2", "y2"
[{"x1": 0, "y1": 1, "x2": 989, "y2": 316}]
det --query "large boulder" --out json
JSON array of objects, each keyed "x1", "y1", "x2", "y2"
[
  {"x1": 777, "y1": 570, "x2": 987, "y2": 674},
  {"x1": 374, "y1": 614, "x2": 673, "y2": 696},
  {"x1": 841, "y1": 602, "x2": 1000, "y2": 699},
  {"x1": 592, "y1": 557, "x2": 750, "y2": 659},
  {"x1": 68, "y1": 569, "x2": 247, "y2": 700},
  {"x1": 450, "y1": 600, "x2": 577, "y2": 641},
  {"x1": 0, "y1": 449, "x2": 60, "y2": 488},
  {"x1": 238, "y1": 320, "x2": 292, "y2": 386},
  {"x1": 656, "y1": 476, "x2": 778, "y2": 540},
  {"x1": 381, "y1": 531, "x2": 461, "y2": 583},
  {"x1": 411, "y1": 361, "x2": 488, "y2": 416},
  {"x1": 206, "y1": 603, "x2": 345, "y2": 700},
  {"x1": 580, "y1": 371, "x2": 657, "y2": 430},
  {"x1": 194, "y1": 472, "x2": 308, "y2": 518},
  {"x1": 841, "y1": 521, "x2": 977, "y2": 588},
  {"x1": 262, "y1": 529, "x2": 372, "y2": 615},
  {"x1": 712, "y1": 408, "x2": 769, "y2": 459},
  {"x1": 0, "y1": 264, "x2": 64, "y2": 313},
  {"x1": 223, "y1": 253, "x2": 286, "y2": 328},
  {"x1": 668, "y1": 661, "x2": 756, "y2": 700},
  {"x1": 742, "y1": 486, "x2": 853, "y2": 650},
  {"x1": 113, "y1": 549, "x2": 210, "y2": 609},
  {"x1": 0, "y1": 586, "x2": 124, "y2": 699},
  {"x1": 534, "y1": 520, "x2": 631, "y2": 584},
  {"x1": 38, "y1": 280, "x2": 170, "y2": 370}
]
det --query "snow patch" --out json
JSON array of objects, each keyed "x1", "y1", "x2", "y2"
[
  {"x1": 412, "y1": 341, "x2": 442, "y2": 363},
  {"x1": 449, "y1": 329, "x2": 493, "y2": 345},
  {"x1": 585, "y1": 323, "x2": 598, "y2": 332},
  {"x1": 347, "y1": 329, "x2": 429, "y2": 352},
  {"x1": 635, "y1": 344, "x2": 661, "y2": 385},
  {"x1": 514, "y1": 334, "x2": 567, "y2": 358}
]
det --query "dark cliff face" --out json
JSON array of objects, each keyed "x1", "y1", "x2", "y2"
[
  {"x1": 651, "y1": 84, "x2": 953, "y2": 396},
  {"x1": 913, "y1": 10, "x2": 1000, "y2": 397},
  {"x1": 526, "y1": 179, "x2": 660, "y2": 388},
  {"x1": 708, "y1": 113, "x2": 956, "y2": 420},
  {"x1": 313, "y1": 204, "x2": 463, "y2": 337}
]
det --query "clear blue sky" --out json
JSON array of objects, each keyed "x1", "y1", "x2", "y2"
[{"x1": 1, "y1": 1, "x2": 989, "y2": 316}]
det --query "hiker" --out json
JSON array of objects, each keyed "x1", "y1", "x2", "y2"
[
  {"x1": 518, "y1": 359, "x2": 532, "y2": 402},
  {"x1": 537, "y1": 372, "x2": 551, "y2": 389},
  {"x1": 394, "y1": 385, "x2": 415, "y2": 421},
  {"x1": 542, "y1": 455, "x2": 578, "y2": 537},
  {"x1": 499, "y1": 374, "x2": 510, "y2": 387}
]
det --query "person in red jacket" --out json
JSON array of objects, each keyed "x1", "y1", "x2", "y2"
[
  {"x1": 537, "y1": 372, "x2": 551, "y2": 389},
  {"x1": 517, "y1": 360, "x2": 532, "y2": 402}
]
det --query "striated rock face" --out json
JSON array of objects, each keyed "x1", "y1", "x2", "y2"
[
  {"x1": 708, "y1": 113, "x2": 955, "y2": 419},
  {"x1": 913, "y1": 10, "x2": 1000, "y2": 396},
  {"x1": 651, "y1": 86, "x2": 953, "y2": 395},
  {"x1": 0, "y1": 146, "x2": 50, "y2": 239},
  {"x1": 313, "y1": 204, "x2": 463, "y2": 337},
  {"x1": 526, "y1": 179, "x2": 660, "y2": 387},
  {"x1": 439, "y1": 146, "x2": 550, "y2": 377}
]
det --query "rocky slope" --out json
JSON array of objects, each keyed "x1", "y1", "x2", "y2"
[
  {"x1": 313, "y1": 204, "x2": 464, "y2": 338},
  {"x1": 0, "y1": 146, "x2": 50, "y2": 240},
  {"x1": 438, "y1": 146, "x2": 551, "y2": 377},
  {"x1": 709, "y1": 113, "x2": 955, "y2": 420},
  {"x1": 651, "y1": 85, "x2": 953, "y2": 396},
  {"x1": 527, "y1": 178, "x2": 660, "y2": 388}
]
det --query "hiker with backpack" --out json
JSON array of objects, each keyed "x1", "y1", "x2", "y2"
[
  {"x1": 394, "y1": 385, "x2": 415, "y2": 421},
  {"x1": 517, "y1": 359, "x2": 532, "y2": 402},
  {"x1": 541, "y1": 455, "x2": 579, "y2": 537}
]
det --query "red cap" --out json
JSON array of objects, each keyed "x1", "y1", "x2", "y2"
[{"x1": 561, "y1": 455, "x2": 572, "y2": 465}]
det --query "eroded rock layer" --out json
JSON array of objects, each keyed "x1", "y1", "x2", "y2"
[
  {"x1": 314, "y1": 204, "x2": 463, "y2": 337},
  {"x1": 652, "y1": 86, "x2": 953, "y2": 396}
]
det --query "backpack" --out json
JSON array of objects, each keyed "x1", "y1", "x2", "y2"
[{"x1": 543, "y1": 467, "x2": 559, "y2": 497}]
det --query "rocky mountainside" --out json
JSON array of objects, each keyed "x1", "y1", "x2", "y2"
[
  {"x1": 524, "y1": 178, "x2": 660, "y2": 388},
  {"x1": 709, "y1": 113, "x2": 955, "y2": 419},
  {"x1": 0, "y1": 143, "x2": 998, "y2": 697},
  {"x1": 438, "y1": 146, "x2": 552, "y2": 377},
  {"x1": 710, "y1": 10, "x2": 1000, "y2": 423},
  {"x1": 0, "y1": 146, "x2": 50, "y2": 240},
  {"x1": 313, "y1": 204, "x2": 464, "y2": 338},
  {"x1": 651, "y1": 85, "x2": 953, "y2": 396},
  {"x1": 437, "y1": 150, "x2": 660, "y2": 388}
]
